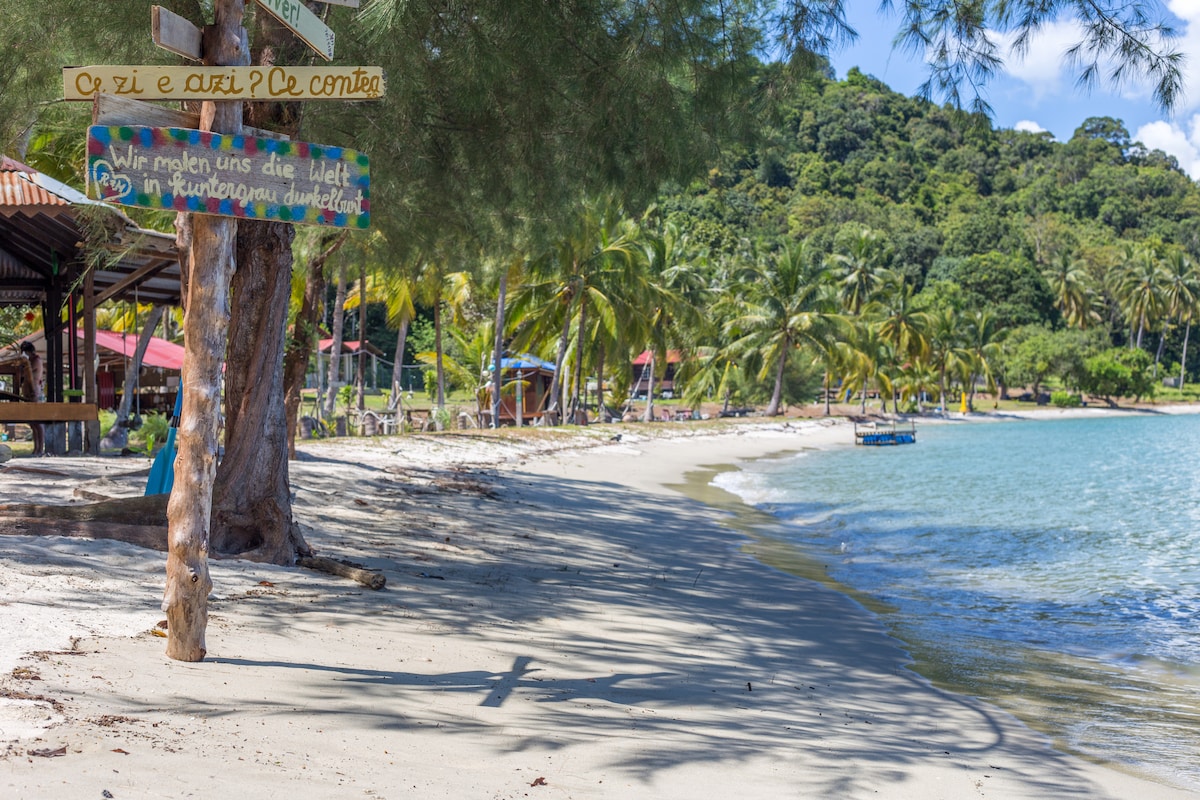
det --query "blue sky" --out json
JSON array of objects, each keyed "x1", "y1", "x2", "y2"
[{"x1": 826, "y1": 1, "x2": 1200, "y2": 179}]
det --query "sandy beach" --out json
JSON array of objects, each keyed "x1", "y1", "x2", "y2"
[{"x1": 1, "y1": 414, "x2": 1195, "y2": 798}]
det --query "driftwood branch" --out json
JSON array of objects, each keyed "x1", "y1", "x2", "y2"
[{"x1": 297, "y1": 556, "x2": 386, "y2": 590}]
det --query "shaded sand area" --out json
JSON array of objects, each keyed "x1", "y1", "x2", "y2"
[{"x1": 1, "y1": 419, "x2": 1194, "y2": 798}]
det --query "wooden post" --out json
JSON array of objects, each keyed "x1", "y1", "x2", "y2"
[{"x1": 162, "y1": 0, "x2": 248, "y2": 662}]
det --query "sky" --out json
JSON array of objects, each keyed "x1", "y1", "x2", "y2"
[{"x1": 826, "y1": 0, "x2": 1200, "y2": 179}]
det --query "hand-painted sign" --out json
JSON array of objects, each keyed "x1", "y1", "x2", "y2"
[
  {"x1": 64, "y1": 65, "x2": 384, "y2": 101},
  {"x1": 255, "y1": 0, "x2": 335, "y2": 60},
  {"x1": 87, "y1": 125, "x2": 370, "y2": 229}
]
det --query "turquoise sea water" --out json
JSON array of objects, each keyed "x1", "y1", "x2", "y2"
[{"x1": 713, "y1": 414, "x2": 1200, "y2": 791}]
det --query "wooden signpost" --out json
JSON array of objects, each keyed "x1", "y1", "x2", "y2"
[
  {"x1": 87, "y1": 124, "x2": 370, "y2": 229},
  {"x1": 151, "y1": 6, "x2": 203, "y2": 61},
  {"x1": 255, "y1": 0, "x2": 335, "y2": 60},
  {"x1": 64, "y1": 65, "x2": 384, "y2": 101}
]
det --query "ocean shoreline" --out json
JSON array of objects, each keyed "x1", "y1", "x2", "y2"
[{"x1": 1, "y1": 414, "x2": 1196, "y2": 797}]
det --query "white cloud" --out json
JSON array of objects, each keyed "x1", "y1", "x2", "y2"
[
  {"x1": 1014, "y1": 119, "x2": 1048, "y2": 133},
  {"x1": 997, "y1": 20, "x2": 1081, "y2": 99},
  {"x1": 1134, "y1": 117, "x2": 1200, "y2": 178}
]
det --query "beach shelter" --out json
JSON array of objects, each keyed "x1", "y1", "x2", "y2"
[
  {"x1": 482, "y1": 354, "x2": 556, "y2": 426},
  {"x1": 1, "y1": 156, "x2": 180, "y2": 452}
]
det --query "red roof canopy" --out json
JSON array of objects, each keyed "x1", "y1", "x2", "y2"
[
  {"x1": 632, "y1": 349, "x2": 682, "y2": 366},
  {"x1": 85, "y1": 329, "x2": 185, "y2": 370}
]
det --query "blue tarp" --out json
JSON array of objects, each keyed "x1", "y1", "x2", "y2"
[{"x1": 490, "y1": 354, "x2": 556, "y2": 372}]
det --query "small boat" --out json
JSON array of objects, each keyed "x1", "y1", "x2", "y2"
[{"x1": 854, "y1": 420, "x2": 917, "y2": 446}]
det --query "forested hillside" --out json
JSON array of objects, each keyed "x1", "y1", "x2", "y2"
[{"x1": 642, "y1": 65, "x2": 1200, "y2": 411}]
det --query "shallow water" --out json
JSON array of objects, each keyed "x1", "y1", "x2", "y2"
[{"x1": 712, "y1": 414, "x2": 1200, "y2": 791}]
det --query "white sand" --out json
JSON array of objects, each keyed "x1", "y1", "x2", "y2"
[{"x1": 0, "y1": 416, "x2": 1195, "y2": 798}]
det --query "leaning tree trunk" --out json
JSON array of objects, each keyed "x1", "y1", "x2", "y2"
[
  {"x1": 1181, "y1": 321, "x2": 1192, "y2": 392},
  {"x1": 323, "y1": 262, "x2": 348, "y2": 419},
  {"x1": 163, "y1": 0, "x2": 246, "y2": 662},
  {"x1": 211, "y1": 219, "x2": 309, "y2": 564},
  {"x1": 108, "y1": 305, "x2": 165, "y2": 449}
]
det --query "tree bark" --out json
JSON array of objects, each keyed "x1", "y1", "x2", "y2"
[
  {"x1": 211, "y1": 219, "x2": 309, "y2": 564},
  {"x1": 163, "y1": 0, "x2": 247, "y2": 662},
  {"x1": 323, "y1": 262, "x2": 347, "y2": 419}
]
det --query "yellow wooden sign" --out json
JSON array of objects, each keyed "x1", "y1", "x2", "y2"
[{"x1": 64, "y1": 65, "x2": 385, "y2": 102}]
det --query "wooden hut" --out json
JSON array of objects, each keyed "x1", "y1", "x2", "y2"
[{"x1": 481, "y1": 355, "x2": 556, "y2": 426}]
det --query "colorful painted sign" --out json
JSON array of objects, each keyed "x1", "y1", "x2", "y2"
[
  {"x1": 255, "y1": 0, "x2": 335, "y2": 60},
  {"x1": 87, "y1": 125, "x2": 370, "y2": 229},
  {"x1": 64, "y1": 65, "x2": 384, "y2": 101}
]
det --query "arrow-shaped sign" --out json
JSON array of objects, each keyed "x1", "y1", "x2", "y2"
[{"x1": 256, "y1": 0, "x2": 335, "y2": 61}]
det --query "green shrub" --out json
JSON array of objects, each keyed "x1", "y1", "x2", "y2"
[{"x1": 1050, "y1": 391, "x2": 1081, "y2": 408}]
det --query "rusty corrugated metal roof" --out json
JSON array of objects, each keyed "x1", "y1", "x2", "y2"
[{"x1": 1, "y1": 157, "x2": 74, "y2": 208}]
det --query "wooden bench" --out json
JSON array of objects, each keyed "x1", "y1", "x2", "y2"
[{"x1": 0, "y1": 403, "x2": 100, "y2": 423}]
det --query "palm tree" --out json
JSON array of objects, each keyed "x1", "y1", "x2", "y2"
[
  {"x1": 870, "y1": 271, "x2": 930, "y2": 412},
  {"x1": 1158, "y1": 250, "x2": 1200, "y2": 389},
  {"x1": 1114, "y1": 245, "x2": 1166, "y2": 350},
  {"x1": 829, "y1": 228, "x2": 889, "y2": 315},
  {"x1": 924, "y1": 306, "x2": 962, "y2": 412},
  {"x1": 1043, "y1": 251, "x2": 1097, "y2": 329},
  {"x1": 836, "y1": 319, "x2": 893, "y2": 414},
  {"x1": 722, "y1": 240, "x2": 833, "y2": 416},
  {"x1": 638, "y1": 221, "x2": 709, "y2": 422},
  {"x1": 954, "y1": 310, "x2": 1004, "y2": 411},
  {"x1": 507, "y1": 198, "x2": 641, "y2": 424}
]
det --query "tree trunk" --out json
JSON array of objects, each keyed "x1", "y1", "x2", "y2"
[
  {"x1": 1181, "y1": 321, "x2": 1191, "y2": 392},
  {"x1": 323, "y1": 262, "x2": 347, "y2": 419},
  {"x1": 283, "y1": 231, "x2": 347, "y2": 456},
  {"x1": 356, "y1": 261, "x2": 367, "y2": 411},
  {"x1": 390, "y1": 318, "x2": 409, "y2": 409},
  {"x1": 434, "y1": 301, "x2": 446, "y2": 419},
  {"x1": 548, "y1": 297, "x2": 572, "y2": 422},
  {"x1": 163, "y1": 0, "x2": 248, "y2": 663},
  {"x1": 765, "y1": 340, "x2": 787, "y2": 416},
  {"x1": 211, "y1": 219, "x2": 309, "y2": 564},
  {"x1": 571, "y1": 296, "x2": 587, "y2": 423},
  {"x1": 491, "y1": 270, "x2": 507, "y2": 427},
  {"x1": 108, "y1": 305, "x2": 165, "y2": 449},
  {"x1": 595, "y1": 343, "x2": 605, "y2": 420},
  {"x1": 823, "y1": 370, "x2": 831, "y2": 416},
  {"x1": 642, "y1": 351, "x2": 656, "y2": 422}
]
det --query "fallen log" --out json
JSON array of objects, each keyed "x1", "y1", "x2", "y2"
[
  {"x1": 0, "y1": 517, "x2": 167, "y2": 551},
  {"x1": 0, "y1": 494, "x2": 168, "y2": 526},
  {"x1": 297, "y1": 555, "x2": 386, "y2": 590}
]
